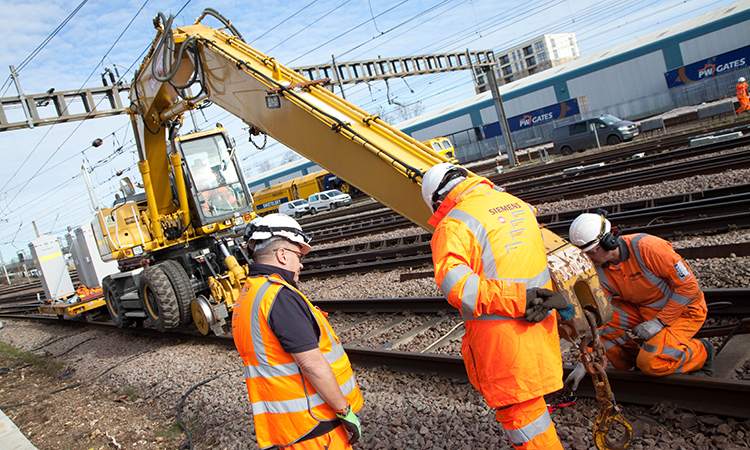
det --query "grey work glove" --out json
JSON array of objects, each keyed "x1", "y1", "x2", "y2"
[
  {"x1": 563, "y1": 362, "x2": 587, "y2": 393},
  {"x1": 525, "y1": 288, "x2": 569, "y2": 322},
  {"x1": 336, "y1": 406, "x2": 362, "y2": 444},
  {"x1": 632, "y1": 318, "x2": 665, "y2": 340}
]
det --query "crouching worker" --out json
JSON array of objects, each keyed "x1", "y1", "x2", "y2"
[
  {"x1": 233, "y1": 214, "x2": 364, "y2": 449},
  {"x1": 564, "y1": 213, "x2": 713, "y2": 392},
  {"x1": 422, "y1": 163, "x2": 569, "y2": 450}
]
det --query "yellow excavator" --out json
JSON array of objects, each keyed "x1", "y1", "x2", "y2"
[{"x1": 92, "y1": 10, "x2": 630, "y2": 447}]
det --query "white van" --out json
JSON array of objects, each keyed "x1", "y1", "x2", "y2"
[
  {"x1": 308, "y1": 190, "x2": 351, "y2": 214},
  {"x1": 278, "y1": 199, "x2": 312, "y2": 218}
]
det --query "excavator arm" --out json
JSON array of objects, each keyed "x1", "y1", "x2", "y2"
[{"x1": 130, "y1": 10, "x2": 455, "y2": 233}]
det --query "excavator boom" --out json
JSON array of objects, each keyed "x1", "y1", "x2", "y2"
[{"x1": 131, "y1": 14, "x2": 457, "y2": 232}]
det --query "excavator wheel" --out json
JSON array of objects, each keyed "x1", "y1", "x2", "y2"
[
  {"x1": 102, "y1": 276, "x2": 134, "y2": 328},
  {"x1": 139, "y1": 265, "x2": 180, "y2": 332},
  {"x1": 157, "y1": 260, "x2": 195, "y2": 326}
]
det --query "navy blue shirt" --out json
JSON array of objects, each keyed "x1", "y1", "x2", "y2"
[
  {"x1": 244, "y1": 264, "x2": 339, "y2": 441},
  {"x1": 246, "y1": 264, "x2": 320, "y2": 353}
]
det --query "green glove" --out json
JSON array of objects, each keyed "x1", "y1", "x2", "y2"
[{"x1": 336, "y1": 405, "x2": 361, "y2": 444}]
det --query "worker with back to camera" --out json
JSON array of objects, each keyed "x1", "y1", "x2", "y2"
[
  {"x1": 232, "y1": 214, "x2": 364, "y2": 449},
  {"x1": 564, "y1": 212, "x2": 713, "y2": 392},
  {"x1": 422, "y1": 162, "x2": 573, "y2": 450},
  {"x1": 737, "y1": 77, "x2": 750, "y2": 115}
]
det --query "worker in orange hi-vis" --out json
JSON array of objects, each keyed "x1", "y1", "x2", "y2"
[
  {"x1": 422, "y1": 163, "x2": 571, "y2": 450},
  {"x1": 736, "y1": 77, "x2": 750, "y2": 114},
  {"x1": 564, "y1": 213, "x2": 714, "y2": 394}
]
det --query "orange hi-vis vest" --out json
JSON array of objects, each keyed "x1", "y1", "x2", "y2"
[
  {"x1": 232, "y1": 274, "x2": 364, "y2": 449},
  {"x1": 429, "y1": 177, "x2": 563, "y2": 407}
]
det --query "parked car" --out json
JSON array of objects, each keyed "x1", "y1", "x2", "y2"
[
  {"x1": 308, "y1": 189, "x2": 351, "y2": 213},
  {"x1": 278, "y1": 199, "x2": 312, "y2": 218},
  {"x1": 552, "y1": 115, "x2": 639, "y2": 155}
]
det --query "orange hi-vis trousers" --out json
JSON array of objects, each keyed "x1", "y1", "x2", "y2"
[
  {"x1": 281, "y1": 425, "x2": 351, "y2": 450},
  {"x1": 496, "y1": 396, "x2": 563, "y2": 450},
  {"x1": 599, "y1": 298, "x2": 708, "y2": 376}
]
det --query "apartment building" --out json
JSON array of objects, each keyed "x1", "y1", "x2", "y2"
[{"x1": 474, "y1": 33, "x2": 580, "y2": 92}]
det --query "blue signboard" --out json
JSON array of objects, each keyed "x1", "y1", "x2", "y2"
[
  {"x1": 665, "y1": 45, "x2": 750, "y2": 88},
  {"x1": 506, "y1": 99, "x2": 581, "y2": 132}
]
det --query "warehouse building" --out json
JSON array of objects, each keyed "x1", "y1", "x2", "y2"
[{"x1": 398, "y1": 0, "x2": 750, "y2": 162}]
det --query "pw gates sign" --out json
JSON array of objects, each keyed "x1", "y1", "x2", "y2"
[{"x1": 665, "y1": 45, "x2": 750, "y2": 88}]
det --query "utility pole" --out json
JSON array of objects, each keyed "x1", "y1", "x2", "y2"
[
  {"x1": 0, "y1": 250, "x2": 11, "y2": 285},
  {"x1": 331, "y1": 55, "x2": 346, "y2": 100},
  {"x1": 32, "y1": 221, "x2": 40, "y2": 238},
  {"x1": 482, "y1": 64, "x2": 517, "y2": 167},
  {"x1": 9, "y1": 65, "x2": 35, "y2": 129}
]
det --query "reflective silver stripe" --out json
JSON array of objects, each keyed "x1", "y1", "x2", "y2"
[
  {"x1": 441, "y1": 265, "x2": 473, "y2": 298},
  {"x1": 250, "y1": 373, "x2": 358, "y2": 415},
  {"x1": 251, "y1": 281, "x2": 274, "y2": 365},
  {"x1": 503, "y1": 409, "x2": 552, "y2": 445},
  {"x1": 248, "y1": 278, "x2": 345, "y2": 377},
  {"x1": 466, "y1": 312, "x2": 517, "y2": 322},
  {"x1": 642, "y1": 343, "x2": 658, "y2": 354},
  {"x1": 245, "y1": 362, "x2": 298, "y2": 379},
  {"x1": 595, "y1": 266, "x2": 615, "y2": 294},
  {"x1": 498, "y1": 266, "x2": 551, "y2": 289},
  {"x1": 612, "y1": 304, "x2": 630, "y2": 331},
  {"x1": 446, "y1": 209, "x2": 498, "y2": 279},
  {"x1": 630, "y1": 234, "x2": 696, "y2": 309},
  {"x1": 460, "y1": 273, "x2": 480, "y2": 321},
  {"x1": 669, "y1": 292, "x2": 693, "y2": 306}
]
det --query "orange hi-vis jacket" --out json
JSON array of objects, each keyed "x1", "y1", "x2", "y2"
[
  {"x1": 738, "y1": 82, "x2": 749, "y2": 102},
  {"x1": 233, "y1": 274, "x2": 364, "y2": 449},
  {"x1": 429, "y1": 177, "x2": 563, "y2": 407},
  {"x1": 595, "y1": 234, "x2": 705, "y2": 326}
]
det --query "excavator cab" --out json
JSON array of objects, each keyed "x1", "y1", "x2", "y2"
[{"x1": 176, "y1": 128, "x2": 253, "y2": 227}]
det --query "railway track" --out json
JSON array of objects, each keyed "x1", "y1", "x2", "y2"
[
  {"x1": 2, "y1": 303, "x2": 748, "y2": 419},
  {"x1": 474, "y1": 121, "x2": 750, "y2": 183}
]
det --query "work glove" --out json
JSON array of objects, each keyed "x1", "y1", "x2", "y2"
[
  {"x1": 563, "y1": 362, "x2": 587, "y2": 393},
  {"x1": 525, "y1": 288, "x2": 569, "y2": 322},
  {"x1": 632, "y1": 318, "x2": 665, "y2": 340},
  {"x1": 336, "y1": 405, "x2": 362, "y2": 445}
]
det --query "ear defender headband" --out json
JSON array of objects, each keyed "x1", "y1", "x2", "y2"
[{"x1": 581, "y1": 214, "x2": 619, "y2": 252}]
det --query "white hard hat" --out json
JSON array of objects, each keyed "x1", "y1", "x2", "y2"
[
  {"x1": 569, "y1": 213, "x2": 611, "y2": 252},
  {"x1": 244, "y1": 213, "x2": 311, "y2": 254},
  {"x1": 421, "y1": 163, "x2": 468, "y2": 213},
  {"x1": 739, "y1": 77, "x2": 746, "y2": 83}
]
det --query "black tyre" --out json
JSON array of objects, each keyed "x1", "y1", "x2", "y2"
[
  {"x1": 607, "y1": 135, "x2": 622, "y2": 145},
  {"x1": 139, "y1": 265, "x2": 180, "y2": 332},
  {"x1": 295, "y1": 212, "x2": 301, "y2": 219},
  {"x1": 311, "y1": 208, "x2": 317, "y2": 215},
  {"x1": 561, "y1": 146, "x2": 573, "y2": 156},
  {"x1": 330, "y1": 203, "x2": 337, "y2": 210},
  {"x1": 157, "y1": 260, "x2": 195, "y2": 326},
  {"x1": 103, "y1": 276, "x2": 134, "y2": 328}
]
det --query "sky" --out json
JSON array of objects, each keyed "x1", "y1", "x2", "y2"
[{"x1": 0, "y1": 0, "x2": 741, "y2": 264}]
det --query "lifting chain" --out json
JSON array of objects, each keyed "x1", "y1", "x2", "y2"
[
  {"x1": 247, "y1": 127, "x2": 267, "y2": 150},
  {"x1": 579, "y1": 310, "x2": 633, "y2": 450}
]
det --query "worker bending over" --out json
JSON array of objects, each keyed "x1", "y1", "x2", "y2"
[
  {"x1": 737, "y1": 77, "x2": 750, "y2": 115},
  {"x1": 423, "y1": 163, "x2": 569, "y2": 450},
  {"x1": 565, "y1": 213, "x2": 713, "y2": 391},
  {"x1": 233, "y1": 214, "x2": 363, "y2": 449}
]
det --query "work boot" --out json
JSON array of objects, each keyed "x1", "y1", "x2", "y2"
[{"x1": 694, "y1": 338, "x2": 715, "y2": 377}]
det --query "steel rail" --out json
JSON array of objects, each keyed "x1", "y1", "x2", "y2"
[
  {"x1": 477, "y1": 122, "x2": 750, "y2": 184},
  {"x1": 309, "y1": 291, "x2": 750, "y2": 315},
  {"x1": 513, "y1": 150, "x2": 750, "y2": 203},
  {"x1": 1, "y1": 314, "x2": 748, "y2": 419},
  {"x1": 500, "y1": 134, "x2": 750, "y2": 192}
]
